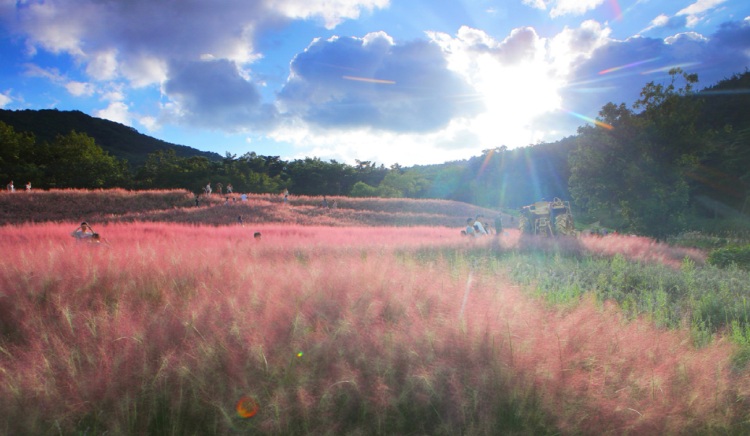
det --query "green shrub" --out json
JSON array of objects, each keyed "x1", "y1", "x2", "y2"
[{"x1": 707, "y1": 244, "x2": 750, "y2": 269}]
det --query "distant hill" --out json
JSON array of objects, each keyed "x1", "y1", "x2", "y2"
[{"x1": 0, "y1": 109, "x2": 222, "y2": 167}]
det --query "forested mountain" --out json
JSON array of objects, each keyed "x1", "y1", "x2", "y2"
[{"x1": 0, "y1": 109, "x2": 221, "y2": 166}]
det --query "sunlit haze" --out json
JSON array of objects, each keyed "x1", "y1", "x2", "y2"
[{"x1": 0, "y1": 0, "x2": 748, "y2": 165}]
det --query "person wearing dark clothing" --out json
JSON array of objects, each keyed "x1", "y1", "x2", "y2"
[{"x1": 494, "y1": 213, "x2": 503, "y2": 235}]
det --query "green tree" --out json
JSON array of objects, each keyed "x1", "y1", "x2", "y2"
[
  {"x1": 569, "y1": 69, "x2": 703, "y2": 240},
  {"x1": 37, "y1": 131, "x2": 130, "y2": 189}
]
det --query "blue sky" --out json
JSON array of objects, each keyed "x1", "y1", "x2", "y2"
[{"x1": 1, "y1": 0, "x2": 749, "y2": 166}]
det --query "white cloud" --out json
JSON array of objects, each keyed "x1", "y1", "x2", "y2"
[
  {"x1": 550, "y1": 0, "x2": 605, "y2": 18},
  {"x1": 93, "y1": 101, "x2": 131, "y2": 126},
  {"x1": 522, "y1": 0, "x2": 547, "y2": 10},
  {"x1": 650, "y1": 14, "x2": 670, "y2": 27},
  {"x1": 548, "y1": 20, "x2": 611, "y2": 75},
  {"x1": 246, "y1": 137, "x2": 253, "y2": 143},
  {"x1": 23, "y1": 63, "x2": 66, "y2": 83},
  {"x1": 274, "y1": 0, "x2": 389, "y2": 29},
  {"x1": 138, "y1": 116, "x2": 159, "y2": 132},
  {"x1": 65, "y1": 81, "x2": 95, "y2": 96},
  {"x1": 521, "y1": 0, "x2": 607, "y2": 18},
  {"x1": 101, "y1": 90, "x2": 125, "y2": 102},
  {"x1": 86, "y1": 49, "x2": 119, "y2": 81},
  {"x1": 686, "y1": 15, "x2": 701, "y2": 27},
  {"x1": 0, "y1": 91, "x2": 12, "y2": 108},
  {"x1": 677, "y1": 0, "x2": 728, "y2": 16}
]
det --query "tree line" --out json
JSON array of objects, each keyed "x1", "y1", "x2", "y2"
[{"x1": 1, "y1": 69, "x2": 748, "y2": 239}]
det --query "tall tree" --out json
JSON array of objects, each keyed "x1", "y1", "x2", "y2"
[{"x1": 569, "y1": 69, "x2": 703, "y2": 240}]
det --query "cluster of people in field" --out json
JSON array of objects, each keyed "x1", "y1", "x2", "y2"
[
  {"x1": 462, "y1": 213, "x2": 506, "y2": 237},
  {"x1": 5, "y1": 181, "x2": 32, "y2": 192},
  {"x1": 70, "y1": 222, "x2": 111, "y2": 247}
]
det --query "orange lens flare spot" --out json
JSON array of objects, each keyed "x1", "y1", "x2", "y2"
[{"x1": 236, "y1": 397, "x2": 259, "y2": 418}]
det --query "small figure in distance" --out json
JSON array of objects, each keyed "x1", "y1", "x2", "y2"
[
  {"x1": 217, "y1": 182, "x2": 223, "y2": 195},
  {"x1": 332, "y1": 199, "x2": 338, "y2": 210},
  {"x1": 241, "y1": 193, "x2": 248, "y2": 201},
  {"x1": 71, "y1": 222, "x2": 94, "y2": 241},
  {"x1": 473, "y1": 215, "x2": 487, "y2": 235},
  {"x1": 6, "y1": 180, "x2": 14, "y2": 192},
  {"x1": 283, "y1": 188, "x2": 289, "y2": 204},
  {"x1": 322, "y1": 196, "x2": 329, "y2": 210},
  {"x1": 495, "y1": 212, "x2": 504, "y2": 236},
  {"x1": 195, "y1": 196, "x2": 200, "y2": 207},
  {"x1": 465, "y1": 218, "x2": 476, "y2": 237},
  {"x1": 238, "y1": 215, "x2": 244, "y2": 227},
  {"x1": 90, "y1": 233, "x2": 112, "y2": 247},
  {"x1": 25, "y1": 182, "x2": 31, "y2": 192},
  {"x1": 254, "y1": 232, "x2": 262, "y2": 241},
  {"x1": 224, "y1": 197, "x2": 230, "y2": 205},
  {"x1": 227, "y1": 183, "x2": 233, "y2": 194},
  {"x1": 206, "y1": 182, "x2": 212, "y2": 196}
]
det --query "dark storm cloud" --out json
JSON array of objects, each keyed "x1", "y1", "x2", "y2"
[
  {"x1": 277, "y1": 33, "x2": 485, "y2": 133},
  {"x1": 162, "y1": 59, "x2": 278, "y2": 131},
  {"x1": 543, "y1": 20, "x2": 750, "y2": 135}
]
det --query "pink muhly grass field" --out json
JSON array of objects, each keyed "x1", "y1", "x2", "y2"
[
  {"x1": 499, "y1": 230, "x2": 706, "y2": 268},
  {"x1": 0, "y1": 223, "x2": 744, "y2": 435}
]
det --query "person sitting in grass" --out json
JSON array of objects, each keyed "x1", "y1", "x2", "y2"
[
  {"x1": 238, "y1": 215, "x2": 244, "y2": 227},
  {"x1": 473, "y1": 215, "x2": 487, "y2": 235},
  {"x1": 465, "y1": 218, "x2": 476, "y2": 237},
  {"x1": 90, "y1": 233, "x2": 112, "y2": 247},
  {"x1": 71, "y1": 222, "x2": 94, "y2": 241},
  {"x1": 254, "y1": 232, "x2": 262, "y2": 241}
]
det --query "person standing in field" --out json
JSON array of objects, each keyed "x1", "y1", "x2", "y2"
[
  {"x1": 332, "y1": 200, "x2": 338, "y2": 210},
  {"x1": 6, "y1": 181, "x2": 14, "y2": 192},
  {"x1": 25, "y1": 182, "x2": 31, "y2": 192},
  {"x1": 495, "y1": 213, "x2": 503, "y2": 236},
  {"x1": 217, "y1": 182, "x2": 223, "y2": 195},
  {"x1": 283, "y1": 188, "x2": 289, "y2": 204},
  {"x1": 227, "y1": 184, "x2": 233, "y2": 194},
  {"x1": 206, "y1": 183, "x2": 212, "y2": 196},
  {"x1": 238, "y1": 215, "x2": 244, "y2": 227},
  {"x1": 71, "y1": 222, "x2": 94, "y2": 241}
]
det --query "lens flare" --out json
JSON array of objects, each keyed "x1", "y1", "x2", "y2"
[
  {"x1": 641, "y1": 62, "x2": 702, "y2": 75},
  {"x1": 343, "y1": 76, "x2": 396, "y2": 84},
  {"x1": 474, "y1": 149, "x2": 495, "y2": 183},
  {"x1": 236, "y1": 397, "x2": 259, "y2": 418},
  {"x1": 599, "y1": 57, "x2": 660, "y2": 74},
  {"x1": 560, "y1": 108, "x2": 613, "y2": 130},
  {"x1": 297, "y1": 352, "x2": 303, "y2": 357},
  {"x1": 609, "y1": 0, "x2": 623, "y2": 21}
]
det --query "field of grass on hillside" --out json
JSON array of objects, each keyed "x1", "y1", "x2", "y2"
[
  {"x1": 0, "y1": 190, "x2": 506, "y2": 228},
  {"x1": 1, "y1": 223, "x2": 750, "y2": 435}
]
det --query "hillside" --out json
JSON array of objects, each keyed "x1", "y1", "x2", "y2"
[
  {"x1": 0, "y1": 189, "x2": 507, "y2": 228},
  {"x1": 0, "y1": 109, "x2": 222, "y2": 166}
]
